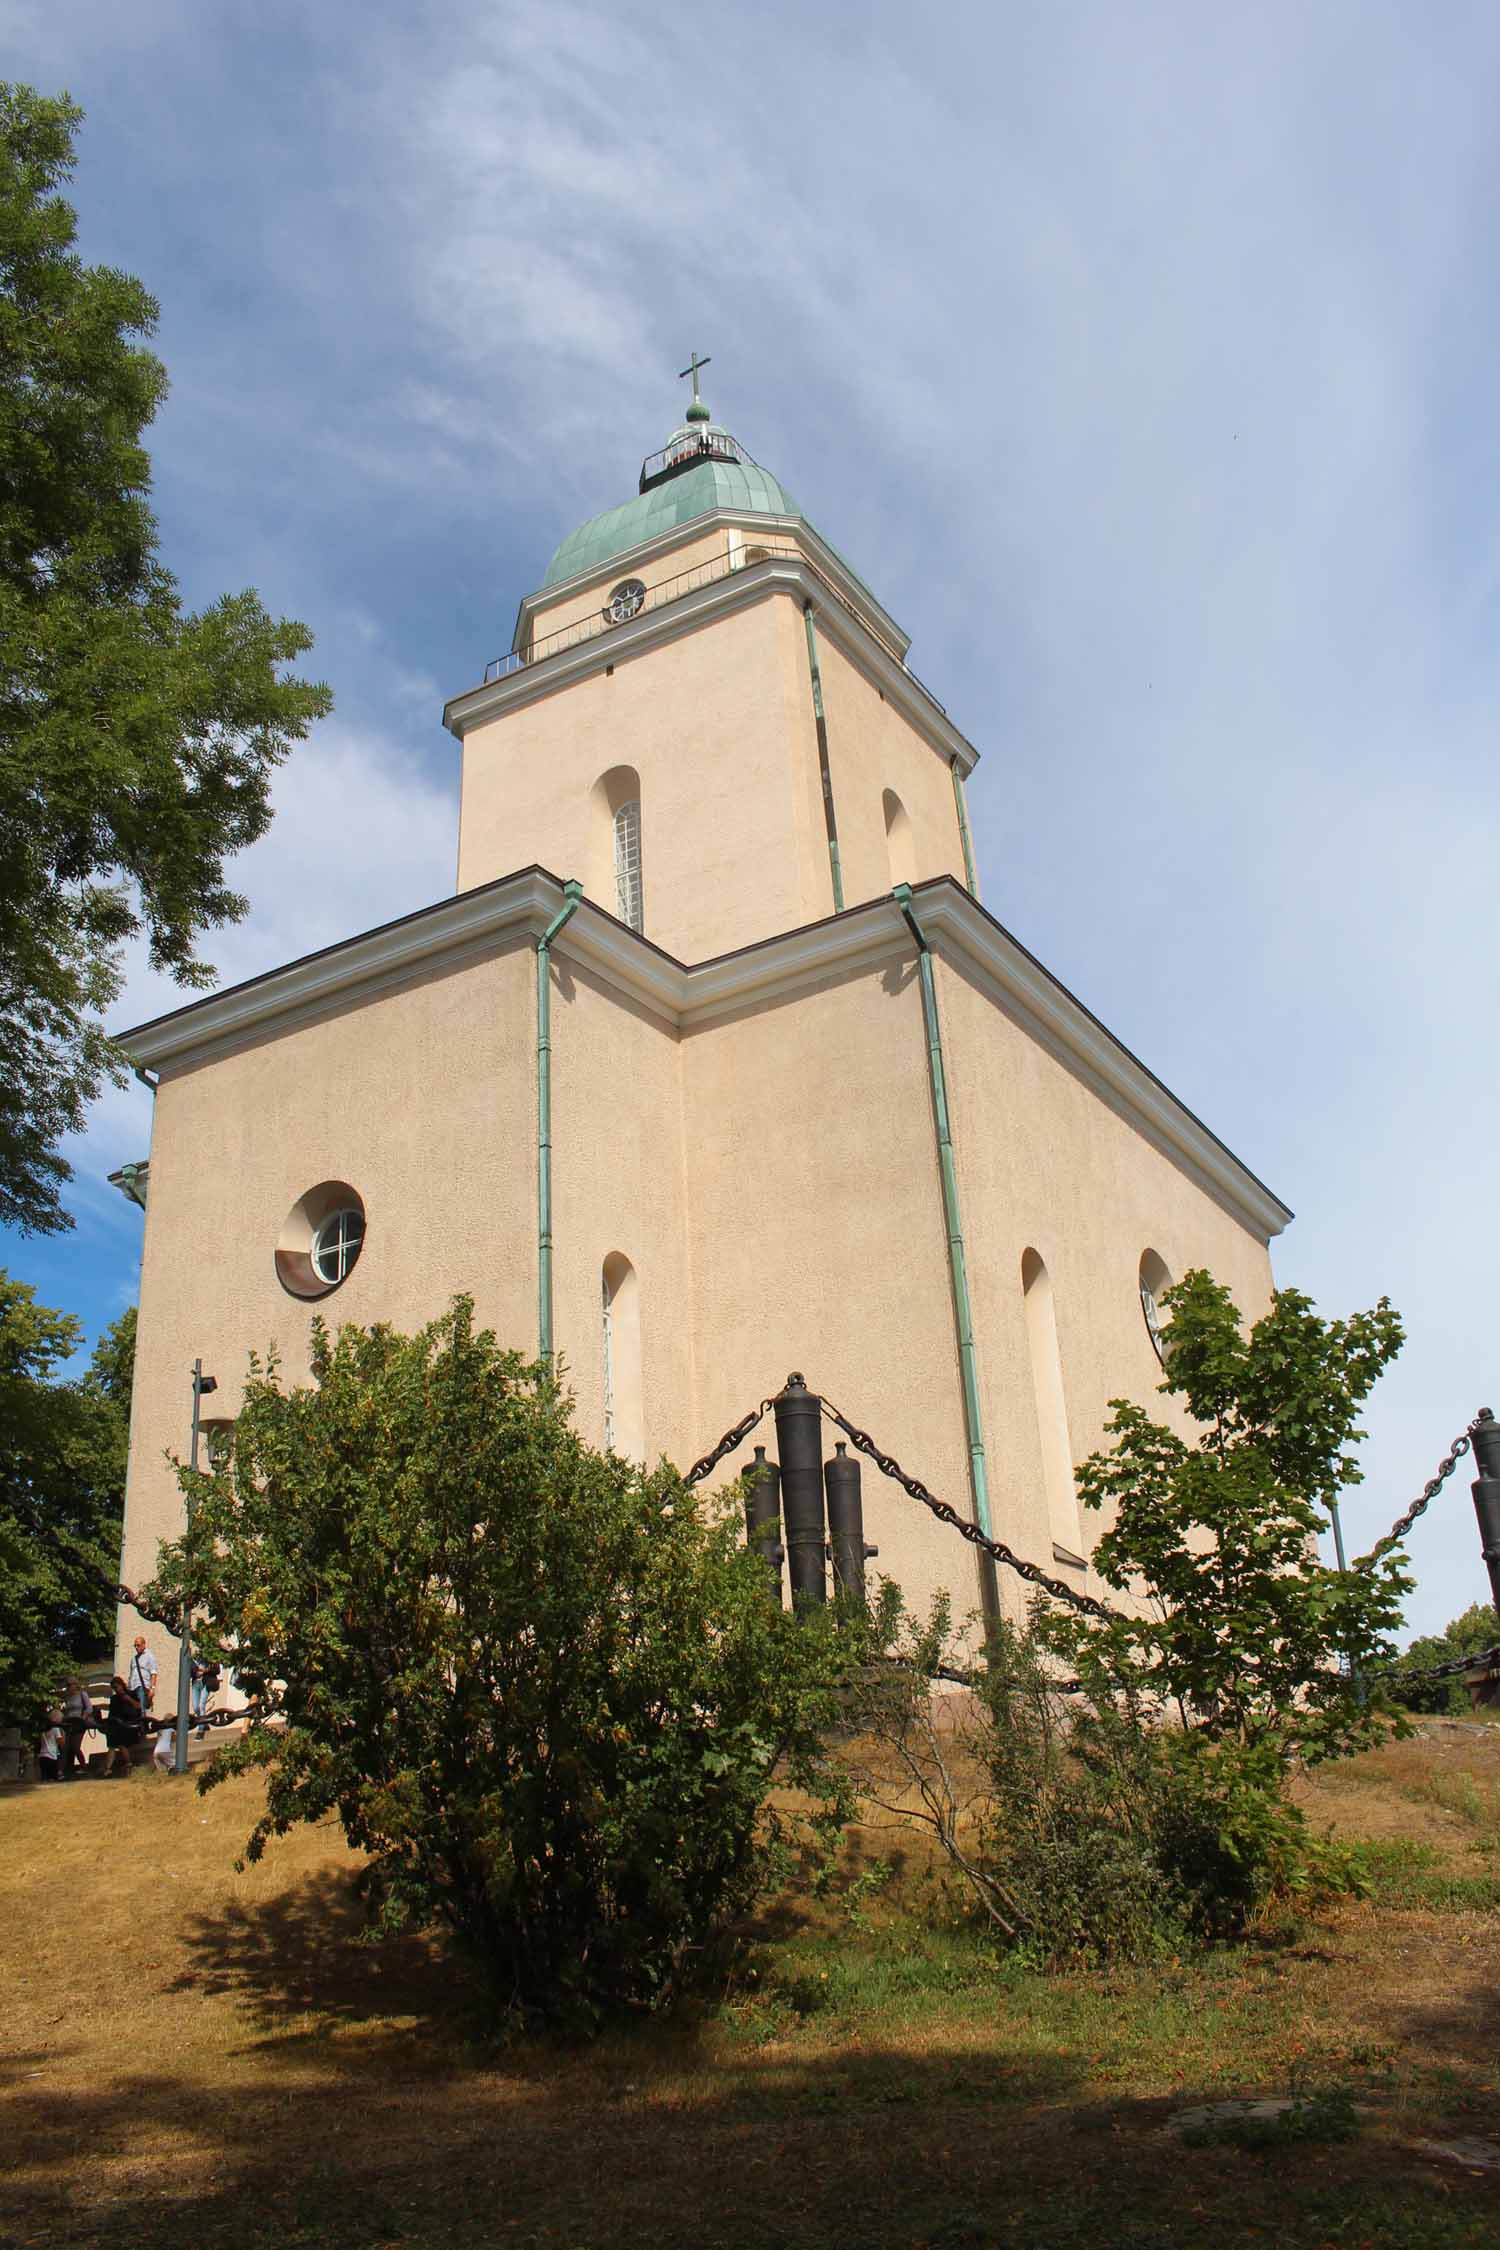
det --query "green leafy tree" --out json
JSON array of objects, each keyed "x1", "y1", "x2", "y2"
[
  {"x1": 0, "y1": 84, "x2": 332, "y2": 1234},
  {"x1": 0, "y1": 1276, "x2": 134, "y2": 1723},
  {"x1": 1390, "y1": 1602, "x2": 1499, "y2": 1714},
  {"x1": 1039, "y1": 1270, "x2": 1410, "y2": 1766},
  {"x1": 146, "y1": 1301, "x2": 853, "y2": 2026}
]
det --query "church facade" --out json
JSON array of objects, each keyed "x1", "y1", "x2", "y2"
[{"x1": 113, "y1": 380, "x2": 1290, "y2": 1671}]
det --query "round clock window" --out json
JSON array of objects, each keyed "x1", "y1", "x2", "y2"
[{"x1": 604, "y1": 578, "x2": 646, "y2": 626}]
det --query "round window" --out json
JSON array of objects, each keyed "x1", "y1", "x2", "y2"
[
  {"x1": 276, "y1": 1182, "x2": 367, "y2": 1300},
  {"x1": 312, "y1": 1206, "x2": 365, "y2": 1286},
  {"x1": 603, "y1": 577, "x2": 646, "y2": 625}
]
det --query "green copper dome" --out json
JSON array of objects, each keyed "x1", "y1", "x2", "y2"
[{"x1": 542, "y1": 438, "x2": 802, "y2": 589}]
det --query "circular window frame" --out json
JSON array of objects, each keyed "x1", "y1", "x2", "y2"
[
  {"x1": 603, "y1": 577, "x2": 646, "y2": 626},
  {"x1": 276, "y1": 1181, "x2": 367, "y2": 1301}
]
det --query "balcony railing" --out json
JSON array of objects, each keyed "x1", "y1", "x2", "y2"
[
  {"x1": 477, "y1": 538, "x2": 948, "y2": 717},
  {"x1": 638, "y1": 426, "x2": 751, "y2": 491}
]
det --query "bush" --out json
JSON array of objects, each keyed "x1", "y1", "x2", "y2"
[
  {"x1": 146, "y1": 1301, "x2": 855, "y2": 2027},
  {"x1": 848, "y1": 1607, "x2": 1363, "y2": 1964}
]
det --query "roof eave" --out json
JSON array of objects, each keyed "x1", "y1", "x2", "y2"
[{"x1": 114, "y1": 870, "x2": 1289, "y2": 1244}]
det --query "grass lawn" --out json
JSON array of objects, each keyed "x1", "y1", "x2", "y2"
[{"x1": 2, "y1": 1722, "x2": 1498, "y2": 2248}]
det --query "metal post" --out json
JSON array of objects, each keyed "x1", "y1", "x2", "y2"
[
  {"x1": 773, "y1": 1374, "x2": 827, "y2": 1610},
  {"x1": 1470, "y1": 1408, "x2": 1500, "y2": 1621},
  {"x1": 174, "y1": 1361, "x2": 216, "y2": 1775},
  {"x1": 536, "y1": 879, "x2": 583, "y2": 1361},
  {"x1": 893, "y1": 886, "x2": 1000, "y2": 1624}
]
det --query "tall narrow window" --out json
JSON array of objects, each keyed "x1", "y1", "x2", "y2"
[
  {"x1": 614, "y1": 798, "x2": 643, "y2": 930},
  {"x1": 883, "y1": 788, "x2": 915, "y2": 888},
  {"x1": 601, "y1": 1253, "x2": 643, "y2": 1459},
  {"x1": 1139, "y1": 1249, "x2": 1174, "y2": 1363},
  {"x1": 592, "y1": 765, "x2": 644, "y2": 930},
  {"x1": 1021, "y1": 1249, "x2": 1083, "y2": 1561}
]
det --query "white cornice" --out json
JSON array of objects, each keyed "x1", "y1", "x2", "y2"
[
  {"x1": 907, "y1": 886, "x2": 1293, "y2": 1239},
  {"x1": 118, "y1": 869, "x2": 1289, "y2": 1240},
  {"x1": 445, "y1": 554, "x2": 980, "y2": 777},
  {"x1": 512, "y1": 509, "x2": 911, "y2": 664}
]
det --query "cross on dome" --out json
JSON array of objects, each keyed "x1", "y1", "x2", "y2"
[{"x1": 677, "y1": 349, "x2": 712, "y2": 423}]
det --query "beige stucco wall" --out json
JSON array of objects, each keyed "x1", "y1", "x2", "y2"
[
  {"x1": 456, "y1": 597, "x2": 837, "y2": 961},
  {"x1": 935, "y1": 949, "x2": 1277, "y2": 1606},
  {"x1": 813, "y1": 630, "x2": 971, "y2": 907},
  {"x1": 679, "y1": 953, "x2": 990, "y2": 1630},
  {"x1": 116, "y1": 942, "x2": 540, "y2": 1687},
  {"x1": 545, "y1": 959, "x2": 696, "y2": 1462}
]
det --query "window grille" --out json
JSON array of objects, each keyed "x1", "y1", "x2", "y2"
[
  {"x1": 614, "y1": 799, "x2": 643, "y2": 931},
  {"x1": 312, "y1": 1206, "x2": 364, "y2": 1285}
]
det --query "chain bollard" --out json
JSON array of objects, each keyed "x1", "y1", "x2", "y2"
[
  {"x1": 774, "y1": 1375, "x2": 829, "y2": 1609},
  {"x1": 743, "y1": 1445, "x2": 785, "y2": 1606},
  {"x1": 1470, "y1": 1408, "x2": 1500, "y2": 1622},
  {"x1": 824, "y1": 1441, "x2": 875, "y2": 1610}
]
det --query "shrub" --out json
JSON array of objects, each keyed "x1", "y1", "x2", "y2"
[
  {"x1": 146, "y1": 1301, "x2": 855, "y2": 2027},
  {"x1": 849, "y1": 1606, "x2": 1364, "y2": 1963}
]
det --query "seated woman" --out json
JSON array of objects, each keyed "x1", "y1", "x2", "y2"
[{"x1": 102, "y1": 1676, "x2": 144, "y2": 1778}]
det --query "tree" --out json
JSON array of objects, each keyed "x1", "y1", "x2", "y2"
[
  {"x1": 1390, "y1": 1602, "x2": 1499, "y2": 1714},
  {"x1": 1039, "y1": 1270, "x2": 1410, "y2": 1766},
  {"x1": 146, "y1": 1302, "x2": 853, "y2": 2026},
  {"x1": 0, "y1": 1276, "x2": 134, "y2": 1723},
  {"x1": 0, "y1": 84, "x2": 332, "y2": 1234}
]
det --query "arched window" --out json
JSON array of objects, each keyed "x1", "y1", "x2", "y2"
[
  {"x1": 1021, "y1": 1249, "x2": 1083, "y2": 1560},
  {"x1": 592, "y1": 766, "x2": 644, "y2": 932},
  {"x1": 601, "y1": 1253, "x2": 643, "y2": 1460},
  {"x1": 614, "y1": 799, "x2": 643, "y2": 930},
  {"x1": 1139, "y1": 1249, "x2": 1174, "y2": 1364},
  {"x1": 883, "y1": 788, "x2": 915, "y2": 888}
]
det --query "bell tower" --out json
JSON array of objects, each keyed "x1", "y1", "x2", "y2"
[{"x1": 443, "y1": 368, "x2": 981, "y2": 962}]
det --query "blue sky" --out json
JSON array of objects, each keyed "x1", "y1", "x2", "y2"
[{"x1": 5, "y1": 0, "x2": 1497, "y2": 1639}]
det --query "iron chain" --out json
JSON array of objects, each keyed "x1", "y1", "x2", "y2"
[
  {"x1": 1354, "y1": 1425, "x2": 1475, "y2": 1571},
  {"x1": 820, "y1": 1399, "x2": 1120, "y2": 1623},
  {"x1": 683, "y1": 1399, "x2": 774, "y2": 1487}
]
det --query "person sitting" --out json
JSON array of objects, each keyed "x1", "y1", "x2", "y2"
[
  {"x1": 37, "y1": 1713, "x2": 64, "y2": 1782},
  {"x1": 60, "y1": 1677, "x2": 96, "y2": 1779},
  {"x1": 103, "y1": 1676, "x2": 144, "y2": 1778}
]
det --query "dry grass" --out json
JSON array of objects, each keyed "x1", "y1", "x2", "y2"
[{"x1": 2, "y1": 1726, "x2": 1499, "y2": 2249}]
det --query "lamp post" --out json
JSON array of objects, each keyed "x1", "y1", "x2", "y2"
[{"x1": 173, "y1": 1360, "x2": 217, "y2": 1776}]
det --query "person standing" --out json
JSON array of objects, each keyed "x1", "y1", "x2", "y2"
[
  {"x1": 190, "y1": 1655, "x2": 220, "y2": 1736},
  {"x1": 103, "y1": 1677, "x2": 144, "y2": 1778},
  {"x1": 37, "y1": 1713, "x2": 63, "y2": 1781},
  {"x1": 128, "y1": 1636, "x2": 157, "y2": 1719},
  {"x1": 60, "y1": 1677, "x2": 95, "y2": 1778}
]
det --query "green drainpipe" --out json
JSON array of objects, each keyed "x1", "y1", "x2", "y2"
[
  {"x1": 802, "y1": 603, "x2": 845, "y2": 911},
  {"x1": 950, "y1": 758, "x2": 979, "y2": 897},
  {"x1": 893, "y1": 883, "x2": 999, "y2": 1624},
  {"x1": 537, "y1": 880, "x2": 584, "y2": 1361}
]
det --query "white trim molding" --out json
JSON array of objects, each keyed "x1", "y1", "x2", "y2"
[
  {"x1": 118, "y1": 870, "x2": 1290, "y2": 1241},
  {"x1": 445, "y1": 549, "x2": 980, "y2": 778},
  {"x1": 511, "y1": 509, "x2": 912, "y2": 666}
]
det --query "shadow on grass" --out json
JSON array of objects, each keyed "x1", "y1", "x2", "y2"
[
  {"x1": 6, "y1": 1872, "x2": 1493, "y2": 2248},
  {"x1": 3, "y1": 2048, "x2": 1493, "y2": 2250},
  {"x1": 165, "y1": 1865, "x2": 488, "y2": 2053}
]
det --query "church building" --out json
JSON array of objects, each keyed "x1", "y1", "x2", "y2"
[{"x1": 112, "y1": 369, "x2": 1290, "y2": 1668}]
